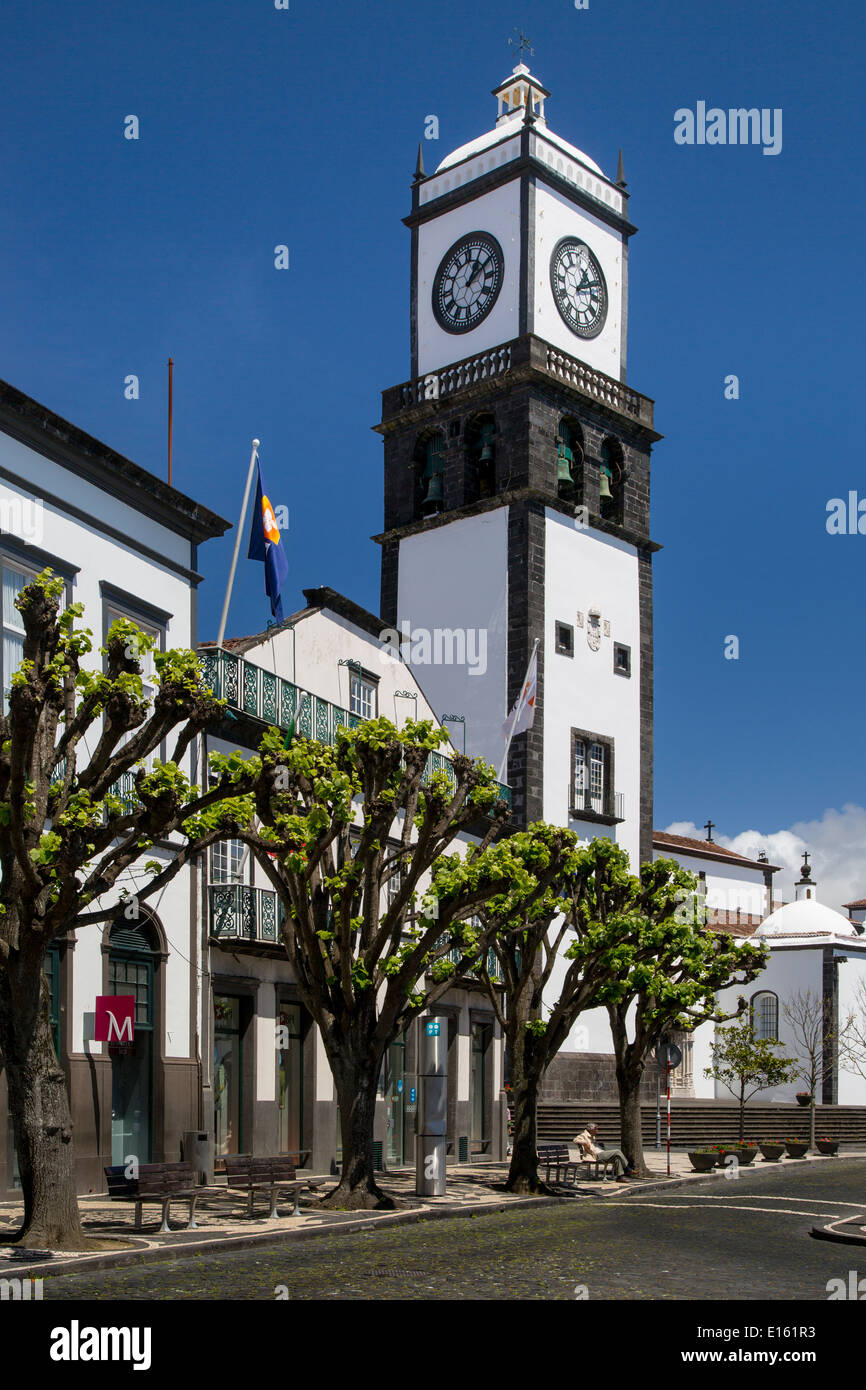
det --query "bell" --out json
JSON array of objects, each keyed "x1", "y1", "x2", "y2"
[
  {"x1": 599, "y1": 468, "x2": 613, "y2": 501},
  {"x1": 557, "y1": 444, "x2": 573, "y2": 486},
  {"x1": 423, "y1": 472, "x2": 443, "y2": 508},
  {"x1": 480, "y1": 439, "x2": 494, "y2": 463}
]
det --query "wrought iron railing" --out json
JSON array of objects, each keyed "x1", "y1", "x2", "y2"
[
  {"x1": 570, "y1": 788, "x2": 625, "y2": 822},
  {"x1": 199, "y1": 647, "x2": 511, "y2": 809},
  {"x1": 208, "y1": 883, "x2": 283, "y2": 945}
]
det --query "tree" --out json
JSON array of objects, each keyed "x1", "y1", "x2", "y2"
[
  {"x1": 704, "y1": 1019, "x2": 796, "y2": 1139},
  {"x1": 476, "y1": 836, "x2": 661, "y2": 1193},
  {"x1": 238, "y1": 716, "x2": 567, "y2": 1210},
  {"x1": 0, "y1": 573, "x2": 255, "y2": 1248},
  {"x1": 841, "y1": 976, "x2": 866, "y2": 1085},
  {"x1": 599, "y1": 859, "x2": 769, "y2": 1174},
  {"x1": 781, "y1": 990, "x2": 853, "y2": 1149}
]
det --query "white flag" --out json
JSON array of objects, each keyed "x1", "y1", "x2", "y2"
[{"x1": 502, "y1": 646, "x2": 537, "y2": 740}]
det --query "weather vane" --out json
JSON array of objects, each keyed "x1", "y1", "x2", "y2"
[{"x1": 509, "y1": 28, "x2": 534, "y2": 64}]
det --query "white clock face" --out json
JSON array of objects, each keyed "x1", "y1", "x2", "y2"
[
  {"x1": 432, "y1": 232, "x2": 504, "y2": 334},
  {"x1": 550, "y1": 237, "x2": 608, "y2": 339}
]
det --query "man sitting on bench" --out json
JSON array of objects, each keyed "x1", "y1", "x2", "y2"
[{"x1": 573, "y1": 1124, "x2": 636, "y2": 1183}]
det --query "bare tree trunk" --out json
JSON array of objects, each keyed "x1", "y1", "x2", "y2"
[
  {"x1": 609, "y1": 1007, "x2": 647, "y2": 1175},
  {"x1": 809, "y1": 1097, "x2": 817, "y2": 1151},
  {"x1": 504, "y1": 1028, "x2": 549, "y2": 1194},
  {"x1": 739, "y1": 1085, "x2": 746, "y2": 1142},
  {"x1": 0, "y1": 959, "x2": 86, "y2": 1250},
  {"x1": 321, "y1": 1040, "x2": 394, "y2": 1211}
]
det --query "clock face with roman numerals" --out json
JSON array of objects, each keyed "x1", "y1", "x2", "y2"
[
  {"x1": 432, "y1": 232, "x2": 504, "y2": 334},
  {"x1": 550, "y1": 236, "x2": 608, "y2": 339}
]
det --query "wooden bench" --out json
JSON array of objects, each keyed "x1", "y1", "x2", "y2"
[
  {"x1": 223, "y1": 1154, "x2": 327, "y2": 1219},
  {"x1": 537, "y1": 1143, "x2": 579, "y2": 1186},
  {"x1": 104, "y1": 1162, "x2": 202, "y2": 1233}
]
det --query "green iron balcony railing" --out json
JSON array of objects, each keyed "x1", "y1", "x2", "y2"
[
  {"x1": 199, "y1": 646, "x2": 512, "y2": 810},
  {"x1": 208, "y1": 883, "x2": 284, "y2": 945}
]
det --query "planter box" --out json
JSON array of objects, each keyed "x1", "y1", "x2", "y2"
[
  {"x1": 816, "y1": 1141, "x2": 839, "y2": 1155},
  {"x1": 795, "y1": 1095, "x2": 812, "y2": 1107},
  {"x1": 785, "y1": 1142, "x2": 808, "y2": 1158},
  {"x1": 759, "y1": 1143, "x2": 786, "y2": 1161},
  {"x1": 736, "y1": 1148, "x2": 758, "y2": 1166},
  {"x1": 688, "y1": 1152, "x2": 717, "y2": 1172}
]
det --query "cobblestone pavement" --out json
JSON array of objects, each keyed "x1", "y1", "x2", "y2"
[{"x1": 39, "y1": 1159, "x2": 866, "y2": 1300}]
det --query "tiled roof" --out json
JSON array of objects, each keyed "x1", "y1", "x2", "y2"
[
  {"x1": 705, "y1": 909, "x2": 763, "y2": 938},
  {"x1": 843, "y1": 898, "x2": 866, "y2": 909},
  {"x1": 654, "y1": 831, "x2": 780, "y2": 873}
]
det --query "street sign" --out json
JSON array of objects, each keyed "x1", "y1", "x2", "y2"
[
  {"x1": 654, "y1": 1040, "x2": 682, "y2": 1069},
  {"x1": 426, "y1": 1020, "x2": 440, "y2": 1036}
]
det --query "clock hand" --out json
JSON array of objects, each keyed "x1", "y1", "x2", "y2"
[{"x1": 464, "y1": 258, "x2": 483, "y2": 289}]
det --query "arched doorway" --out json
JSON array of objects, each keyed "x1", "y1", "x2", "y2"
[{"x1": 108, "y1": 918, "x2": 158, "y2": 1167}]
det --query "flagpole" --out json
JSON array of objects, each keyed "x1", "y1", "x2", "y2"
[
  {"x1": 498, "y1": 637, "x2": 539, "y2": 783},
  {"x1": 216, "y1": 438, "x2": 260, "y2": 649}
]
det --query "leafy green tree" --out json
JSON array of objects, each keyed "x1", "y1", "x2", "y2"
[
  {"x1": 705, "y1": 1018, "x2": 797, "y2": 1140},
  {"x1": 239, "y1": 717, "x2": 568, "y2": 1210},
  {"x1": 592, "y1": 858, "x2": 769, "y2": 1172},
  {"x1": 474, "y1": 836, "x2": 642, "y2": 1193},
  {"x1": 0, "y1": 573, "x2": 255, "y2": 1249}
]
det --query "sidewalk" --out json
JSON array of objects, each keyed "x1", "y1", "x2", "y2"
[{"x1": 1, "y1": 1150, "x2": 862, "y2": 1281}]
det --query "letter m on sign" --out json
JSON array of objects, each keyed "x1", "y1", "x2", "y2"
[{"x1": 95, "y1": 995, "x2": 135, "y2": 1043}]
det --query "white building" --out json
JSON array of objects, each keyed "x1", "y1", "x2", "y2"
[
  {"x1": 0, "y1": 375, "x2": 229, "y2": 1198},
  {"x1": 198, "y1": 586, "x2": 510, "y2": 1173},
  {"x1": 711, "y1": 857, "x2": 866, "y2": 1106}
]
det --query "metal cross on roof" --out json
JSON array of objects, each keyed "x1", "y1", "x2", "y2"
[
  {"x1": 509, "y1": 28, "x2": 534, "y2": 63},
  {"x1": 704, "y1": 820, "x2": 715, "y2": 842}
]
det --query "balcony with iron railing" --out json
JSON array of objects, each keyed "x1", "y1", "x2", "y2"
[
  {"x1": 208, "y1": 883, "x2": 284, "y2": 947},
  {"x1": 198, "y1": 646, "x2": 511, "y2": 810},
  {"x1": 570, "y1": 786, "x2": 626, "y2": 826}
]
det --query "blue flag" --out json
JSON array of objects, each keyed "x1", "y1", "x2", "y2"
[{"x1": 247, "y1": 460, "x2": 288, "y2": 624}]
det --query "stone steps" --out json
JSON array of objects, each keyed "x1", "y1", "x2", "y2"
[{"x1": 537, "y1": 1101, "x2": 866, "y2": 1146}]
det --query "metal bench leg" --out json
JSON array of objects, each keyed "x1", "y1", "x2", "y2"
[
  {"x1": 187, "y1": 1194, "x2": 200, "y2": 1231},
  {"x1": 159, "y1": 1198, "x2": 171, "y2": 1234},
  {"x1": 135, "y1": 1200, "x2": 144, "y2": 1232},
  {"x1": 292, "y1": 1188, "x2": 302, "y2": 1218},
  {"x1": 268, "y1": 1184, "x2": 280, "y2": 1220}
]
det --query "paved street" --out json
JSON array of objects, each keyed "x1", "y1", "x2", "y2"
[{"x1": 40, "y1": 1159, "x2": 866, "y2": 1301}]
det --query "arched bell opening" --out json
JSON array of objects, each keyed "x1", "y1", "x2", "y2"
[
  {"x1": 599, "y1": 437, "x2": 625, "y2": 525},
  {"x1": 413, "y1": 429, "x2": 445, "y2": 519},
  {"x1": 556, "y1": 416, "x2": 584, "y2": 502},
  {"x1": 464, "y1": 413, "x2": 496, "y2": 504}
]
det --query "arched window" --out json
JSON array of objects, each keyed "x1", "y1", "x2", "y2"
[
  {"x1": 751, "y1": 991, "x2": 779, "y2": 1041},
  {"x1": 599, "y1": 438, "x2": 624, "y2": 524},
  {"x1": 465, "y1": 414, "x2": 496, "y2": 503},
  {"x1": 556, "y1": 418, "x2": 584, "y2": 500},
  {"x1": 415, "y1": 431, "x2": 444, "y2": 517}
]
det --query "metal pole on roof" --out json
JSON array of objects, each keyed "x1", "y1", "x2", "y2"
[
  {"x1": 167, "y1": 358, "x2": 174, "y2": 485},
  {"x1": 217, "y1": 439, "x2": 260, "y2": 649}
]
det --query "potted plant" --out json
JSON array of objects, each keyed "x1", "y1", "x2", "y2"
[
  {"x1": 734, "y1": 1141, "x2": 758, "y2": 1166},
  {"x1": 687, "y1": 1148, "x2": 719, "y2": 1172},
  {"x1": 784, "y1": 1137, "x2": 809, "y2": 1158},
  {"x1": 758, "y1": 1138, "x2": 786, "y2": 1161},
  {"x1": 815, "y1": 1136, "x2": 839, "y2": 1156},
  {"x1": 795, "y1": 1091, "x2": 812, "y2": 1107}
]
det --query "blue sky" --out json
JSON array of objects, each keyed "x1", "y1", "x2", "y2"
[{"x1": 2, "y1": 0, "x2": 865, "y2": 863}]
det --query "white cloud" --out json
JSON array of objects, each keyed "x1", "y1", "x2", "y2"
[{"x1": 664, "y1": 805, "x2": 866, "y2": 916}]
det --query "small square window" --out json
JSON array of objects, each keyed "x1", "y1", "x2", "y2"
[
  {"x1": 555, "y1": 622, "x2": 574, "y2": 657},
  {"x1": 613, "y1": 642, "x2": 631, "y2": 677}
]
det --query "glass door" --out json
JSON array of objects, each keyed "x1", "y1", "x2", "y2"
[
  {"x1": 214, "y1": 996, "x2": 242, "y2": 1155},
  {"x1": 386, "y1": 1035, "x2": 406, "y2": 1166},
  {"x1": 276, "y1": 1004, "x2": 303, "y2": 1154},
  {"x1": 109, "y1": 951, "x2": 154, "y2": 1167},
  {"x1": 471, "y1": 1022, "x2": 491, "y2": 1154}
]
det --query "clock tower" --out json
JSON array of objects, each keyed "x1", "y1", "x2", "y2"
[{"x1": 375, "y1": 63, "x2": 661, "y2": 868}]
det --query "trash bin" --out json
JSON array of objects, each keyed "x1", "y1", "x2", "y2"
[{"x1": 182, "y1": 1130, "x2": 214, "y2": 1185}]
